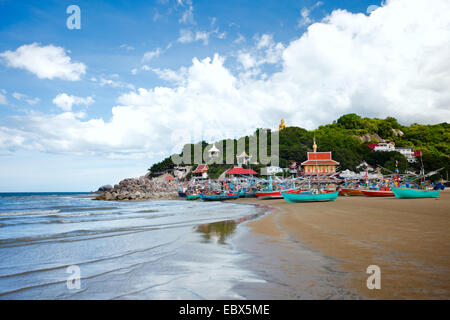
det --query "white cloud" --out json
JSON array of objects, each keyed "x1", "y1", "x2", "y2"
[
  {"x1": 151, "y1": 66, "x2": 188, "y2": 84},
  {"x1": 179, "y1": 0, "x2": 195, "y2": 24},
  {"x1": 12, "y1": 92, "x2": 40, "y2": 105},
  {"x1": 234, "y1": 33, "x2": 246, "y2": 44},
  {"x1": 12, "y1": 92, "x2": 26, "y2": 100},
  {"x1": 0, "y1": 94, "x2": 7, "y2": 105},
  {"x1": 52, "y1": 93, "x2": 95, "y2": 111},
  {"x1": 0, "y1": 43, "x2": 86, "y2": 81},
  {"x1": 26, "y1": 97, "x2": 40, "y2": 105},
  {"x1": 142, "y1": 48, "x2": 162, "y2": 62},
  {"x1": 1, "y1": 0, "x2": 450, "y2": 159},
  {"x1": 94, "y1": 76, "x2": 135, "y2": 90},
  {"x1": 177, "y1": 29, "x2": 195, "y2": 43},
  {"x1": 120, "y1": 44, "x2": 135, "y2": 51},
  {"x1": 298, "y1": 1, "x2": 323, "y2": 27},
  {"x1": 236, "y1": 34, "x2": 285, "y2": 73},
  {"x1": 177, "y1": 28, "x2": 224, "y2": 45}
]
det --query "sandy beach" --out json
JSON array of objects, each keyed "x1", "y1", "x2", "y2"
[{"x1": 235, "y1": 191, "x2": 450, "y2": 299}]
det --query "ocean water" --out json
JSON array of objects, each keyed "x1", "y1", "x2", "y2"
[{"x1": 0, "y1": 193, "x2": 267, "y2": 299}]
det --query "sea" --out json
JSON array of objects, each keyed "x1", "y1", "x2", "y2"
[{"x1": 0, "y1": 192, "x2": 268, "y2": 299}]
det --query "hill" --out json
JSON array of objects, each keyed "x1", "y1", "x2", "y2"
[{"x1": 148, "y1": 114, "x2": 450, "y2": 181}]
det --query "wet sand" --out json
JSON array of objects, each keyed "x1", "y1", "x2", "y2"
[{"x1": 234, "y1": 191, "x2": 450, "y2": 299}]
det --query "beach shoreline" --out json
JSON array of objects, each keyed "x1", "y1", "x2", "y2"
[{"x1": 232, "y1": 191, "x2": 450, "y2": 299}]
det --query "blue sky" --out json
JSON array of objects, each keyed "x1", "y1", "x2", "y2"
[{"x1": 0, "y1": 0, "x2": 448, "y2": 191}]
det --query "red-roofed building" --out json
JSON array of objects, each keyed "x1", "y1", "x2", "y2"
[
  {"x1": 192, "y1": 164, "x2": 209, "y2": 179},
  {"x1": 225, "y1": 167, "x2": 257, "y2": 176},
  {"x1": 165, "y1": 174, "x2": 175, "y2": 181},
  {"x1": 301, "y1": 139, "x2": 339, "y2": 175}
]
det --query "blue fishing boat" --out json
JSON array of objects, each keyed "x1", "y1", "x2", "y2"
[
  {"x1": 178, "y1": 191, "x2": 187, "y2": 197},
  {"x1": 281, "y1": 190, "x2": 338, "y2": 203},
  {"x1": 199, "y1": 193, "x2": 240, "y2": 201},
  {"x1": 391, "y1": 187, "x2": 440, "y2": 199}
]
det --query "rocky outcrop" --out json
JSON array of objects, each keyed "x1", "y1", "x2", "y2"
[
  {"x1": 392, "y1": 128, "x2": 404, "y2": 137},
  {"x1": 354, "y1": 133, "x2": 385, "y2": 143},
  {"x1": 94, "y1": 174, "x2": 182, "y2": 201},
  {"x1": 97, "y1": 184, "x2": 113, "y2": 192}
]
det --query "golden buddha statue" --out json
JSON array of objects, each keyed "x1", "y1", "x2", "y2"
[{"x1": 279, "y1": 118, "x2": 286, "y2": 131}]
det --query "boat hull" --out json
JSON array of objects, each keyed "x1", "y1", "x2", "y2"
[
  {"x1": 186, "y1": 194, "x2": 200, "y2": 200},
  {"x1": 391, "y1": 188, "x2": 440, "y2": 199},
  {"x1": 361, "y1": 190, "x2": 395, "y2": 197},
  {"x1": 255, "y1": 190, "x2": 282, "y2": 200},
  {"x1": 199, "y1": 193, "x2": 239, "y2": 201},
  {"x1": 339, "y1": 188, "x2": 364, "y2": 196},
  {"x1": 281, "y1": 191, "x2": 338, "y2": 203},
  {"x1": 178, "y1": 191, "x2": 187, "y2": 197}
]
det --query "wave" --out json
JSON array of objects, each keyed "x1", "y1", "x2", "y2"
[
  {"x1": 58, "y1": 206, "x2": 118, "y2": 213},
  {"x1": 0, "y1": 209, "x2": 60, "y2": 217}
]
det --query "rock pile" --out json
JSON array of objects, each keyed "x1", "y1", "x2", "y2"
[{"x1": 95, "y1": 174, "x2": 182, "y2": 201}]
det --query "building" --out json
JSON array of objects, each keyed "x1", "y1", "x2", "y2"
[
  {"x1": 367, "y1": 142, "x2": 419, "y2": 163},
  {"x1": 208, "y1": 143, "x2": 220, "y2": 159},
  {"x1": 192, "y1": 164, "x2": 208, "y2": 179},
  {"x1": 301, "y1": 138, "x2": 340, "y2": 175},
  {"x1": 226, "y1": 167, "x2": 257, "y2": 177},
  {"x1": 260, "y1": 166, "x2": 283, "y2": 176},
  {"x1": 236, "y1": 151, "x2": 252, "y2": 167}
]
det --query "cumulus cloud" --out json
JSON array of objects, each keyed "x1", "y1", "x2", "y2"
[
  {"x1": 236, "y1": 34, "x2": 285, "y2": 74},
  {"x1": 52, "y1": 93, "x2": 95, "y2": 111},
  {"x1": 0, "y1": 43, "x2": 86, "y2": 81},
  {"x1": 1, "y1": 0, "x2": 449, "y2": 159}
]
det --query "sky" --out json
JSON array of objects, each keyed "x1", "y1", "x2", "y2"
[{"x1": 0, "y1": 0, "x2": 449, "y2": 191}]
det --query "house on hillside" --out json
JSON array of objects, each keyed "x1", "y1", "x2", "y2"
[{"x1": 192, "y1": 164, "x2": 208, "y2": 179}]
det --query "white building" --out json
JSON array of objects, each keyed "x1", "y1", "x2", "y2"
[
  {"x1": 236, "y1": 151, "x2": 252, "y2": 167},
  {"x1": 260, "y1": 166, "x2": 283, "y2": 176},
  {"x1": 208, "y1": 143, "x2": 220, "y2": 159},
  {"x1": 368, "y1": 142, "x2": 417, "y2": 163}
]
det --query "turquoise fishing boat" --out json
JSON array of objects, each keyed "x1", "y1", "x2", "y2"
[
  {"x1": 391, "y1": 188, "x2": 440, "y2": 199},
  {"x1": 186, "y1": 194, "x2": 200, "y2": 200},
  {"x1": 281, "y1": 190, "x2": 338, "y2": 203}
]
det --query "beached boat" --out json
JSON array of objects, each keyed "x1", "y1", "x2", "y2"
[
  {"x1": 361, "y1": 189, "x2": 395, "y2": 197},
  {"x1": 281, "y1": 190, "x2": 338, "y2": 203},
  {"x1": 178, "y1": 191, "x2": 187, "y2": 197},
  {"x1": 199, "y1": 193, "x2": 239, "y2": 201},
  {"x1": 339, "y1": 188, "x2": 364, "y2": 196},
  {"x1": 255, "y1": 190, "x2": 282, "y2": 199},
  {"x1": 391, "y1": 187, "x2": 440, "y2": 199},
  {"x1": 186, "y1": 194, "x2": 200, "y2": 200}
]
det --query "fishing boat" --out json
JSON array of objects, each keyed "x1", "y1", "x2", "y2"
[
  {"x1": 186, "y1": 194, "x2": 200, "y2": 200},
  {"x1": 391, "y1": 187, "x2": 440, "y2": 199},
  {"x1": 361, "y1": 188, "x2": 395, "y2": 197},
  {"x1": 199, "y1": 193, "x2": 240, "y2": 201},
  {"x1": 255, "y1": 190, "x2": 282, "y2": 199},
  {"x1": 339, "y1": 188, "x2": 364, "y2": 196},
  {"x1": 178, "y1": 189, "x2": 187, "y2": 197},
  {"x1": 281, "y1": 190, "x2": 338, "y2": 203}
]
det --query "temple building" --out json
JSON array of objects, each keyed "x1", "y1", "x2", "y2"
[
  {"x1": 208, "y1": 143, "x2": 220, "y2": 159},
  {"x1": 278, "y1": 118, "x2": 286, "y2": 131},
  {"x1": 192, "y1": 164, "x2": 208, "y2": 179},
  {"x1": 236, "y1": 151, "x2": 252, "y2": 167},
  {"x1": 301, "y1": 138, "x2": 340, "y2": 175}
]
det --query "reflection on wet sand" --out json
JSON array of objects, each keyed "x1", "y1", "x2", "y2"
[{"x1": 196, "y1": 207, "x2": 270, "y2": 244}]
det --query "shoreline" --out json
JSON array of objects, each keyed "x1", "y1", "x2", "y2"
[{"x1": 232, "y1": 192, "x2": 450, "y2": 299}]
